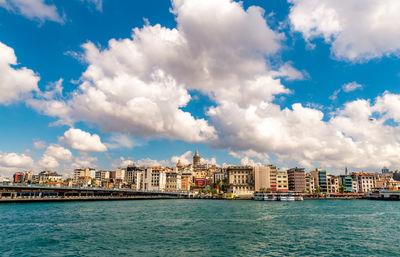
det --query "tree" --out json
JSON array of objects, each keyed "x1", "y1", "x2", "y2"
[{"x1": 339, "y1": 185, "x2": 346, "y2": 193}]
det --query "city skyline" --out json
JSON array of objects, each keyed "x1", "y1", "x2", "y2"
[{"x1": 2, "y1": 0, "x2": 400, "y2": 177}]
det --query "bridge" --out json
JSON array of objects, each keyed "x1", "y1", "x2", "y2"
[{"x1": 0, "y1": 183, "x2": 195, "y2": 203}]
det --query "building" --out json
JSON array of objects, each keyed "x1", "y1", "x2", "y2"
[
  {"x1": 276, "y1": 171, "x2": 288, "y2": 191},
  {"x1": 338, "y1": 175, "x2": 353, "y2": 192},
  {"x1": 254, "y1": 166, "x2": 273, "y2": 191},
  {"x1": 74, "y1": 168, "x2": 96, "y2": 181},
  {"x1": 268, "y1": 165, "x2": 278, "y2": 191},
  {"x1": 352, "y1": 172, "x2": 376, "y2": 193},
  {"x1": 142, "y1": 167, "x2": 166, "y2": 191},
  {"x1": 193, "y1": 149, "x2": 201, "y2": 166},
  {"x1": 305, "y1": 173, "x2": 315, "y2": 193},
  {"x1": 165, "y1": 172, "x2": 181, "y2": 191},
  {"x1": 13, "y1": 172, "x2": 25, "y2": 183},
  {"x1": 310, "y1": 168, "x2": 327, "y2": 193},
  {"x1": 95, "y1": 170, "x2": 110, "y2": 181},
  {"x1": 287, "y1": 167, "x2": 306, "y2": 192},
  {"x1": 327, "y1": 175, "x2": 339, "y2": 193},
  {"x1": 38, "y1": 171, "x2": 63, "y2": 183},
  {"x1": 214, "y1": 172, "x2": 226, "y2": 184},
  {"x1": 227, "y1": 166, "x2": 254, "y2": 195}
]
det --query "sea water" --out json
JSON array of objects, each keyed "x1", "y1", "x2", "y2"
[{"x1": 0, "y1": 199, "x2": 399, "y2": 256}]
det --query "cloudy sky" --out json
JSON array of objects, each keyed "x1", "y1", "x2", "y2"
[{"x1": 1, "y1": 0, "x2": 400, "y2": 177}]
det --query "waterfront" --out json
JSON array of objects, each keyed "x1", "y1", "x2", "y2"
[{"x1": 1, "y1": 200, "x2": 399, "y2": 256}]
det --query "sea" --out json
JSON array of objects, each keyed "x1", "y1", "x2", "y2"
[{"x1": 0, "y1": 199, "x2": 399, "y2": 256}]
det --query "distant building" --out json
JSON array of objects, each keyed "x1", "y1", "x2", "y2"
[
  {"x1": 305, "y1": 173, "x2": 315, "y2": 193},
  {"x1": 338, "y1": 175, "x2": 353, "y2": 192},
  {"x1": 193, "y1": 149, "x2": 201, "y2": 166},
  {"x1": 142, "y1": 167, "x2": 166, "y2": 191},
  {"x1": 287, "y1": 167, "x2": 306, "y2": 192},
  {"x1": 310, "y1": 168, "x2": 327, "y2": 193},
  {"x1": 38, "y1": 171, "x2": 63, "y2": 183},
  {"x1": 74, "y1": 168, "x2": 96, "y2": 181},
  {"x1": 227, "y1": 166, "x2": 254, "y2": 195},
  {"x1": 254, "y1": 166, "x2": 276, "y2": 191},
  {"x1": 276, "y1": 171, "x2": 288, "y2": 191},
  {"x1": 352, "y1": 172, "x2": 376, "y2": 193},
  {"x1": 13, "y1": 172, "x2": 25, "y2": 183},
  {"x1": 327, "y1": 175, "x2": 339, "y2": 193},
  {"x1": 165, "y1": 172, "x2": 181, "y2": 191}
]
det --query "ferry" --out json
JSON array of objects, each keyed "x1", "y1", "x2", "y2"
[
  {"x1": 253, "y1": 191, "x2": 303, "y2": 201},
  {"x1": 367, "y1": 188, "x2": 400, "y2": 200}
]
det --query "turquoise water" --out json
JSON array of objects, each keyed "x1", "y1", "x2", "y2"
[{"x1": 0, "y1": 199, "x2": 399, "y2": 256}]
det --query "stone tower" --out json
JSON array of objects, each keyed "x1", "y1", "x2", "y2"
[{"x1": 193, "y1": 149, "x2": 201, "y2": 166}]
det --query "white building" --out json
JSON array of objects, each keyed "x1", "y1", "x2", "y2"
[
  {"x1": 74, "y1": 168, "x2": 96, "y2": 181},
  {"x1": 352, "y1": 173, "x2": 376, "y2": 193}
]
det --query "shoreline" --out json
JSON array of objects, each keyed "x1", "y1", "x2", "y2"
[{"x1": 0, "y1": 196, "x2": 369, "y2": 203}]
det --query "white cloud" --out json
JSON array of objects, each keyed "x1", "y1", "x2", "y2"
[
  {"x1": 0, "y1": 151, "x2": 34, "y2": 168},
  {"x1": 29, "y1": 0, "x2": 285, "y2": 143},
  {"x1": 118, "y1": 157, "x2": 134, "y2": 167},
  {"x1": 0, "y1": 0, "x2": 64, "y2": 23},
  {"x1": 38, "y1": 144, "x2": 72, "y2": 169},
  {"x1": 59, "y1": 128, "x2": 107, "y2": 152},
  {"x1": 329, "y1": 82, "x2": 363, "y2": 101},
  {"x1": 105, "y1": 134, "x2": 138, "y2": 149},
  {"x1": 0, "y1": 42, "x2": 39, "y2": 105},
  {"x1": 38, "y1": 155, "x2": 59, "y2": 169},
  {"x1": 289, "y1": 0, "x2": 400, "y2": 61},
  {"x1": 171, "y1": 151, "x2": 192, "y2": 166},
  {"x1": 33, "y1": 140, "x2": 46, "y2": 149},
  {"x1": 342, "y1": 82, "x2": 363, "y2": 93},
  {"x1": 72, "y1": 152, "x2": 98, "y2": 169},
  {"x1": 43, "y1": 144, "x2": 72, "y2": 162}
]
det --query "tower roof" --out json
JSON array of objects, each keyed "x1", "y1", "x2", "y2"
[{"x1": 194, "y1": 148, "x2": 200, "y2": 157}]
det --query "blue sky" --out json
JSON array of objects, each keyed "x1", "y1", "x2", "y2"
[{"x1": 1, "y1": 0, "x2": 400, "y2": 177}]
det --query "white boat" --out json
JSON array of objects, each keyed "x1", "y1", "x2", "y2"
[
  {"x1": 253, "y1": 191, "x2": 303, "y2": 201},
  {"x1": 253, "y1": 192, "x2": 277, "y2": 201}
]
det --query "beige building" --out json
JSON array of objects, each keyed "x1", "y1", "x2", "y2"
[
  {"x1": 227, "y1": 166, "x2": 254, "y2": 195},
  {"x1": 165, "y1": 172, "x2": 182, "y2": 191},
  {"x1": 327, "y1": 175, "x2": 339, "y2": 193},
  {"x1": 305, "y1": 173, "x2": 315, "y2": 193},
  {"x1": 253, "y1": 165, "x2": 280, "y2": 191},
  {"x1": 276, "y1": 171, "x2": 288, "y2": 191}
]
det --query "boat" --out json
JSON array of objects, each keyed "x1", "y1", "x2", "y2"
[
  {"x1": 253, "y1": 192, "x2": 278, "y2": 201},
  {"x1": 253, "y1": 191, "x2": 303, "y2": 201},
  {"x1": 366, "y1": 188, "x2": 400, "y2": 200}
]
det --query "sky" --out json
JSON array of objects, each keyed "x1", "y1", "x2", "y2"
[{"x1": 1, "y1": 0, "x2": 400, "y2": 177}]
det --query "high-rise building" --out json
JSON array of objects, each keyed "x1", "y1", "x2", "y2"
[
  {"x1": 287, "y1": 167, "x2": 306, "y2": 192},
  {"x1": 193, "y1": 149, "x2": 201, "y2": 166}
]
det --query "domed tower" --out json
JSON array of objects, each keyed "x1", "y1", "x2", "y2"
[{"x1": 193, "y1": 149, "x2": 201, "y2": 166}]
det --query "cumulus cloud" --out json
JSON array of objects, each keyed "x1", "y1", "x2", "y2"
[
  {"x1": 0, "y1": 0, "x2": 64, "y2": 23},
  {"x1": 72, "y1": 152, "x2": 98, "y2": 169},
  {"x1": 59, "y1": 128, "x2": 107, "y2": 152},
  {"x1": 29, "y1": 0, "x2": 286, "y2": 143},
  {"x1": 0, "y1": 151, "x2": 34, "y2": 169},
  {"x1": 0, "y1": 42, "x2": 39, "y2": 105},
  {"x1": 38, "y1": 144, "x2": 72, "y2": 169},
  {"x1": 289, "y1": 0, "x2": 400, "y2": 61},
  {"x1": 25, "y1": 0, "x2": 400, "y2": 171},
  {"x1": 171, "y1": 151, "x2": 192, "y2": 166}
]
